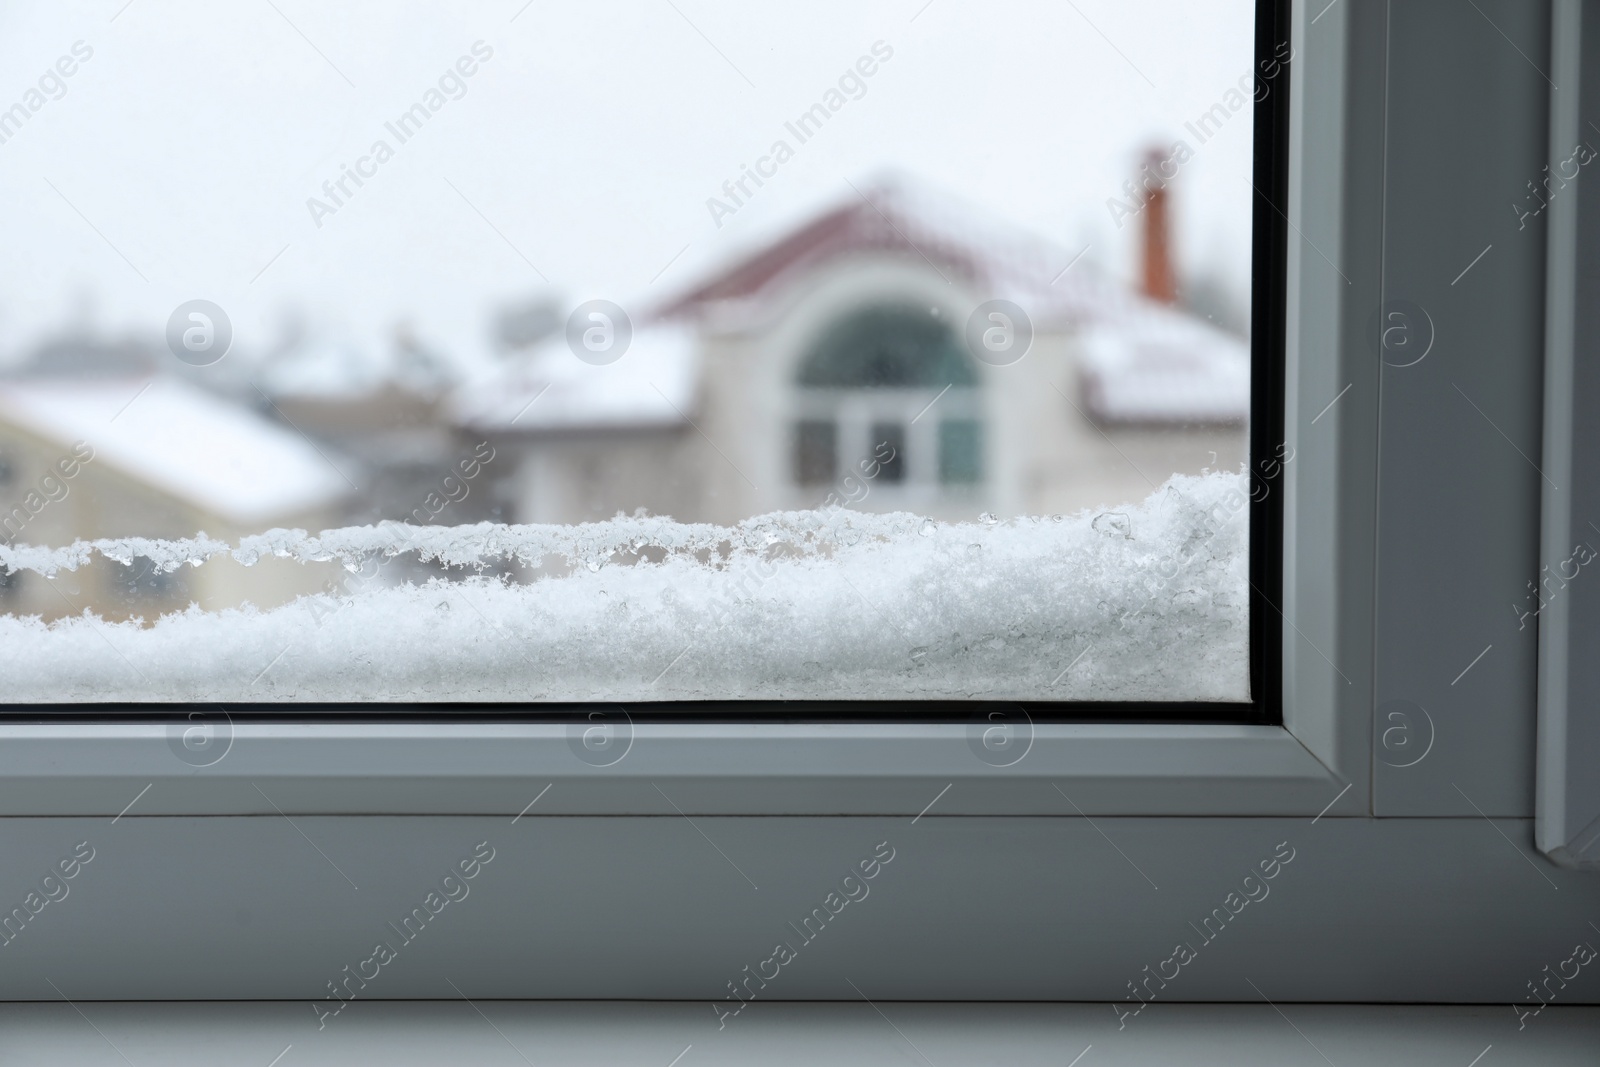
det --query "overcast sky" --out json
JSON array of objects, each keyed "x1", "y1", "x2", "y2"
[{"x1": 0, "y1": 0, "x2": 1256, "y2": 372}]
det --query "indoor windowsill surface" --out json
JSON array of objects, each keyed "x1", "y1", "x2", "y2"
[{"x1": 2, "y1": 1002, "x2": 1595, "y2": 1065}]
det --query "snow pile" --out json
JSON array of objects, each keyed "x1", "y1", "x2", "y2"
[{"x1": 0, "y1": 472, "x2": 1251, "y2": 703}]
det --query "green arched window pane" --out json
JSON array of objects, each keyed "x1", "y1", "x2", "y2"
[{"x1": 797, "y1": 305, "x2": 978, "y2": 388}]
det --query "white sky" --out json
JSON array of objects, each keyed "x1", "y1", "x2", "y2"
[{"x1": 0, "y1": 0, "x2": 1256, "y2": 372}]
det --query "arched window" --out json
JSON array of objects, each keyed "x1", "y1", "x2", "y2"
[
  {"x1": 791, "y1": 304, "x2": 983, "y2": 498},
  {"x1": 797, "y1": 305, "x2": 978, "y2": 389}
]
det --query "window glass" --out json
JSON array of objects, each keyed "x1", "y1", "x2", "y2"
[
  {"x1": 939, "y1": 420, "x2": 983, "y2": 485},
  {"x1": 0, "y1": 0, "x2": 1262, "y2": 703},
  {"x1": 793, "y1": 420, "x2": 839, "y2": 486},
  {"x1": 798, "y1": 306, "x2": 978, "y2": 389},
  {"x1": 869, "y1": 423, "x2": 907, "y2": 484}
]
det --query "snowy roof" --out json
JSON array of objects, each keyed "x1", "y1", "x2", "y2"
[
  {"x1": 657, "y1": 174, "x2": 1126, "y2": 327},
  {"x1": 449, "y1": 321, "x2": 699, "y2": 435},
  {"x1": 1077, "y1": 303, "x2": 1250, "y2": 424},
  {"x1": 450, "y1": 175, "x2": 1243, "y2": 433},
  {"x1": 0, "y1": 377, "x2": 353, "y2": 525},
  {"x1": 256, "y1": 336, "x2": 387, "y2": 400}
]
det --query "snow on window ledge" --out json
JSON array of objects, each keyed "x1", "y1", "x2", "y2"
[{"x1": 0, "y1": 471, "x2": 1250, "y2": 704}]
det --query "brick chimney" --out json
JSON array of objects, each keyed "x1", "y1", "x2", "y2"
[{"x1": 1139, "y1": 148, "x2": 1177, "y2": 304}]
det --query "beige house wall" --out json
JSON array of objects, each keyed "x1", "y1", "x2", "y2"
[
  {"x1": 510, "y1": 431, "x2": 702, "y2": 526},
  {"x1": 0, "y1": 420, "x2": 342, "y2": 623}
]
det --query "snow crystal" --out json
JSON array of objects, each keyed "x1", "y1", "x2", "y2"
[{"x1": 0, "y1": 471, "x2": 1251, "y2": 703}]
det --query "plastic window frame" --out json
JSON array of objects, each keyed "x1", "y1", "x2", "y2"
[{"x1": 0, "y1": 0, "x2": 1371, "y2": 821}]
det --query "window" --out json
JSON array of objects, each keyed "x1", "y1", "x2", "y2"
[
  {"x1": 2, "y1": 0, "x2": 1592, "y2": 1028},
  {"x1": 792, "y1": 419, "x2": 838, "y2": 486},
  {"x1": 792, "y1": 304, "x2": 982, "y2": 506},
  {"x1": 107, "y1": 558, "x2": 187, "y2": 612},
  {"x1": 870, "y1": 423, "x2": 907, "y2": 483},
  {"x1": 0, "y1": 0, "x2": 1267, "y2": 709},
  {"x1": 938, "y1": 419, "x2": 982, "y2": 484},
  {"x1": 795, "y1": 305, "x2": 977, "y2": 390}
]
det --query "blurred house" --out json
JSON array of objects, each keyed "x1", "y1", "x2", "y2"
[
  {"x1": 452, "y1": 174, "x2": 1250, "y2": 525},
  {"x1": 0, "y1": 335, "x2": 352, "y2": 621},
  {"x1": 452, "y1": 321, "x2": 705, "y2": 523},
  {"x1": 0, "y1": 170, "x2": 1251, "y2": 624},
  {"x1": 257, "y1": 323, "x2": 507, "y2": 528}
]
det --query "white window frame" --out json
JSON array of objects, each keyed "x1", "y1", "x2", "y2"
[{"x1": 0, "y1": 0, "x2": 1357, "y2": 821}]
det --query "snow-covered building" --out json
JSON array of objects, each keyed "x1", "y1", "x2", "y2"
[
  {"x1": 452, "y1": 174, "x2": 1250, "y2": 526},
  {"x1": 451, "y1": 322, "x2": 706, "y2": 523},
  {"x1": 256, "y1": 323, "x2": 501, "y2": 528},
  {"x1": 0, "y1": 367, "x2": 352, "y2": 622}
]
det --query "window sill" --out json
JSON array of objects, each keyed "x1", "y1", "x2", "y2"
[
  {"x1": 3, "y1": 1002, "x2": 1596, "y2": 1066},
  {"x1": 0, "y1": 720, "x2": 1350, "y2": 816}
]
